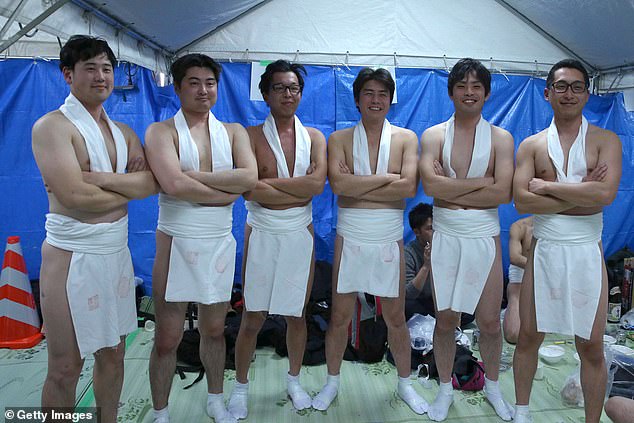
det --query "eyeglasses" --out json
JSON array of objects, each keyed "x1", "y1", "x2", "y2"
[
  {"x1": 271, "y1": 83, "x2": 301, "y2": 95},
  {"x1": 550, "y1": 80, "x2": 587, "y2": 94}
]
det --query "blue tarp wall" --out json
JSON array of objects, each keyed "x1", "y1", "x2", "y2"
[{"x1": 1, "y1": 59, "x2": 633, "y2": 295}]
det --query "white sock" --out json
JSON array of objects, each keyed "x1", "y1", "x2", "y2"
[
  {"x1": 228, "y1": 381, "x2": 249, "y2": 420},
  {"x1": 152, "y1": 406, "x2": 169, "y2": 423},
  {"x1": 207, "y1": 393, "x2": 236, "y2": 423},
  {"x1": 397, "y1": 376, "x2": 428, "y2": 414},
  {"x1": 428, "y1": 381, "x2": 453, "y2": 421},
  {"x1": 312, "y1": 374, "x2": 340, "y2": 411},
  {"x1": 484, "y1": 376, "x2": 513, "y2": 421},
  {"x1": 287, "y1": 373, "x2": 312, "y2": 410},
  {"x1": 513, "y1": 405, "x2": 532, "y2": 423}
]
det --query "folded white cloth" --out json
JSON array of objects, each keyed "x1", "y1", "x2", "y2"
[
  {"x1": 336, "y1": 208, "x2": 403, "y2": 297},
  {"x1": 546, "y1": 116, "x2": 588, "y2": 183},
  {"x1": 262, "y1": 113, "x2": 311, "y2": 178},
  {"x1": 59, "y1": 92, "x2": 127, "y2": 173},
  {"x1": 244, "y1": 202, "x2": 313, "y2": 316},
  {"x1": 508, "y1": 264, "x2": 524, "y2": 284},
  {"x1": 431, "y1": 207, "x2": 499, "y2": 314},
  {"x1": 533, "y1": 214, "x2": 603, "y2": 339},
  {"x1": 442, "y1": 114, "x2": 491, "y2": 178},
  {"x1": 353, "y1": 119, "x2": 391, "y2": 175},
  {"x1": 45, "y1": 213, "x2": 135, "y2": 358},
  {"x1": 157, "y1": 109, "x2": 236, "y2": 304}
]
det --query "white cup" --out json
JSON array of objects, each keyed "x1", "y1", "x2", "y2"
[
  {"x1": 463, "y1": 329, "x2": 474, "y2": 346},
  {"x1": 144, "y1": 320, "x2": 155, "y2": 332}
]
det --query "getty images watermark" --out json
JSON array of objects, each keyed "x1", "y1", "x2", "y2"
[{"x1": 4, "y1": 407, "x2": 98, "y2": 422}]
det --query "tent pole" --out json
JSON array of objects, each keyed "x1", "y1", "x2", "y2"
[
  {"x1": 0, "y1": 0, "x2": 29, "y2": 41},
  {"x1": 0, "y1": 0, "x2": 70, "y2": 54}
]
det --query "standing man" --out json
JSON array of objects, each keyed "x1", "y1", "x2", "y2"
[
  {"x1": 512, "y1": 59, "x2": 621, "y2": 423},
  {"x1": 227, "y1": 60, "x2": 327, "y2": 419},
  {"x1": 145, "y1": 54, "x2": 257, "y2": 423},
  {"x1": 32, "y1": 35, "x2": 156, "y2": 423},
  {"x1": 312, "y1": 68, "x2": 428, "y2": 415},
  {"x1": 419, "y1": 58, "x2": 515, "y2": 421},
  {"x1": 503, "y1": 216, "x2": 533, "y2": 344}
]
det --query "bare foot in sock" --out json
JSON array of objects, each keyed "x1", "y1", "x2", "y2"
[
  {"x1": 287, "y1": 380, "x2": 312, "y2": 410},
  {"x1": 428, "y1": 391, "x2": 453, "y2": 421},
  {"x1": 206, "y1": 397, "x2": 236, "y2": 423},
  {"x1": 228, "y1": 386, "x2": 248, "y2": 420},
  {"x1": 312, "y1": 382, "x2": 338, "y2": 411},
  {"x1": 397, "y1": 382, "x2": 428, "y2": 414},
  {"x1": 484, "y1": 387, "x2": 514, "y2": 421}
]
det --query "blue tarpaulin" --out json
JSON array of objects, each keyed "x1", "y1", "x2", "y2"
[{"x1": 1, "y1": 59, "x2": 633, "y2": 294}]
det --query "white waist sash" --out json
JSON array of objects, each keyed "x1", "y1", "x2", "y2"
[
  {"x1": 508, "y1": 264, "x2": 524, "y2": 284},
  {"x1": 244, "y1": 202, "x2": 313, "y2": 316},
  {"x1": 533, "y1": 213, "x2": 603, "y2": 339},
  {"x1": 336, "y1": 208, "x2": 403, "y2": 297},
  {"x1": 44, "y1": 213, "x2": 135, "y2": 358},
  {"x1": 157, "y1": 194, "x2": 236, "y2": 304},
  {"x1": 431, "y1": 207, "x2": 499, "y2": 314}
]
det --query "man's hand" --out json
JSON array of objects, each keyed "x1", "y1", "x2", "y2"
[
  {"x1": 127, "y1": 155, "x2": 147, "y2": 172},
  {"x1": 339, "y1": 161, "x2": 352, "y2": 174},
  {"x1": 433, "y1": 160, "x2": 446, "y2": 176},
  {"x1": 582, "y1": 162, "x2": 608, "y2": 182},
  {"x1": 306, "y1": 161, "x2": 317, "y2": 175},
  {"x1": 528, "y1": 177, "x2": 549, "y2": 195},
  {"x1": 82, "y1": 171, "x2": 104, "y2": 187},
  {"x1": 423, "y1": 241, "x2": 431, "y2": 263}
]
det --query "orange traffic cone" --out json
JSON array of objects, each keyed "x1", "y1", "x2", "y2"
[{"x1": 0, "y1": 236, "x2": 43, "y2": 348}]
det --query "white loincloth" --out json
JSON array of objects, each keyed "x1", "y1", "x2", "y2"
[
  {"x1": 158, "y1": 109, "x2": 236, "y2": 304},
  {"x1": 533, "y1": 115, "x2": 600, "y2": 339},
  {"x1": 508, "y1": 264, "x2": 524, "y2": 284},
  {"x1": 431, "y1": 207, "x2": 499, "y2": 314},
  {"x1": 59, "y1": 92, "x2": 127, "y2": 173},
  {"x1": 336, "y1": 208, "x2": 403, "y2": 298},
  {"x1": 45, "y1": 213, "x2": 136, "y2": 359},
  {"x1": 533, "y1": 214, "x2": 602, "y2": 340},
  {"x1": 243, "y1": 202, "x2": 313, "y2": 317}
]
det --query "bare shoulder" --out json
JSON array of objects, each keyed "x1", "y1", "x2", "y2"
[
  {"x1": 145, "y1": 118, "x2": 175, "y2": 143},
  {"x1": 112, "y1": 120, "x2": 138, "y2": 140},
  {"x1": 329, "y1": 126, "x2": 354, "y2": 145},
  {"x1": 391, "y1": 125, "x2": 418, "y2": 143},
  {"x1": 517, "y1": 129, "x2": 546, "y2": 154},
  {"x1": 587, "y1": 123, "x2": 620, "y2": 146},
  {"x1": 222, "y1": 121, "x2": 247, "y2": 138},
  {"x1": 246, "y1": 123, "x2": 264, "y2": 137},
  {"x1": 306, "y1": 126, "x2": 326, "y2": 143},
  {"x1": 33, "y1": 110, "x2": 72, "y2": 136},
  {"x1": 491, "y1": 124, "x2": 514, "y2": 144},
  {"x1": 420, "y1": 122, "x2": 445, "y2": 142}
]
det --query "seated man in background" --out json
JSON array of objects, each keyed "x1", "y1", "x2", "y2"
[
  {"x1": 503, "y1": 215, "x2": 533, "y2": 344},
  {"x1": 405, "y1": 203, "x2": 474, "y2": 327},
  {"x1": 604, "y1": 396, "x2": 634, "y2": 423}
]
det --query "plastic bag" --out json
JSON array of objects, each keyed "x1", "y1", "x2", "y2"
[
  {"x1": 406, "y1": 313, "x2": 467, "y2": 354},
  {"x1": 561, "y1": 367, "x2": 584, "y2": 407},
  {"x1": 609, "y1": 345, "x2": 634, "y2": 399},
  {"x1": 620, "y1": 308, "x2": 634, "y2": 329}
]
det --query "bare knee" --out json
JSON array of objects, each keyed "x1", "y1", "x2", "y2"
[
  {"x1": 503, "y1": 327, "x2": 519, "y2": 344},
  {"x1": 199, "y1": 319, "x2": 225, "y2": 340},
  {"x1": 329, "y1": 309, "x2": 352, "y2": 331},
  {"x1": 95, "y1": 343, "x2": 125, "y2": 367},
  {"x1": 285, "y1": 316, "x2": 306, "y2": 330},
  {"x1": 605, "y1": 396, "x2": 634, "y2": 423},
  {"x1": 435, "y1": 313, "x2": 460, "y2": 334},
  {"x1": 153, "y1": 330, "x2": 183, "y2": 357},
  {"x1": 576, "y1": 340, "x2": 604, "y2": 366},
  {"x1": 47, "y1": 357, "x2": 83, "y2": 386},
  {"x1": 240, "y1": 312, "x2": 266, "y2": 337},
  {"x1": 478, "y1": 314, "x2": 501, "y2": 336}
]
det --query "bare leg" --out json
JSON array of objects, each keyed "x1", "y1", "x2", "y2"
[
  {"x1": 604, "y1": 397, "x2": 634, "y2": 423},
  {"x1": 149, "y1": 231, "x2": 188, "y2": 412},
  {"x1": 93, "y1": 337, "x2": 126, "y2": 423},
  {"x1": 503, "y1": 283, "x2": 522, "y2": 344},
  {"x1": 575, "y1": 251, "x2": 608, "y2": 423},
  {"x1": 234, "y1": 311, "x2": 267, "y2": 383},
  {"x1": 40, "y1": 242, "x2": 84, "y2": 408},
  {"x1": 428, "y1": 307, "x2": 460, "y2": 421},
  {"x1": 513, "y1": 240, "x2": 545, "y2": 420},
  {"x1": 198, "y1": 302, "x2": 230, "y2": 394},
  {"x1": 312, "y1": 234, "x2": 355, "y2": 411}
]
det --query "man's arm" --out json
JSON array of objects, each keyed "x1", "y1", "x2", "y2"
[
  {"x1": 509, "y1": 223, "x2": 527, "y2": 268},
  {"x1": 445, "y1": 129, "x2": 514, "y2": 207},
  {"x1": 357, "y1": 132, "x2": 418, "y2": 201},
  {"x1": 81, "y1": 124, "x2": 158, "y2": 199},
  {"x1": 419, "y1": 126, "x2": 492, "y2": 199},
  {"x1": 184, "y1": 123, "x2": 258, "y2": 194},
  {"x1": 31, "y1": 115, "x2": 129, "y2": 212},
  {"x1": 528, "y1": 131, "x2": 622, "y2": 207},
  {"x1": 327, "y1": 132, "x2": 397, "y2": 197},
  {"x1": 144, "y1": 121, "x2": 239, "y2": 204},
  {"x1": 263, "y1": 128, "x2": 328, "y2": 197},
  {"x1": 512, "y1": 138, "x2": 574, "y2": 214}
]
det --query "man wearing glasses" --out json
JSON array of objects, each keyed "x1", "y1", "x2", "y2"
[
  {"x1": 228, "y1": 60, "x2": 327, "y2": 420},
  {"x1": 512, "y1": 59, "x2": 621, "y2": 423}
]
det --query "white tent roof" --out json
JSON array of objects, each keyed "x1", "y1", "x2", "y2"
[{"x1": 1, "y1": 0, "x2": 633, "y2": 93}]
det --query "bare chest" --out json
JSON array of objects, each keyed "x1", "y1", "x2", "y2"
[
  {"x1": 186, "y1": 125, "x2": 212, "y2": 172},
  {"x1": 534, "y1": 141, "x2": 599, "y2": 181},
  {"x1": 254, "y1": 131, "x2": 296, "y2": 178},
  {"x1": 448, "y1": 137, "x2": 493, "y2": 178},
  {"x1": 344, "y1": 138, "x2": 403, "y2": 174}
]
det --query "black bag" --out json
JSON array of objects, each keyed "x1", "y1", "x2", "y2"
[
  {"x1": 344, "y1": 315, "x2": 388, "y2": 363},
  {"x1": 175, "y1": 328, "x2": 205, "y2": 389}
]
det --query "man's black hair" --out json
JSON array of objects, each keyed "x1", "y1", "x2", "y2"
[
  {"x1": 59, "y1": 35, "x2": 117, "y2": 71},
  {"x1": 259, "y1": 60, "x2": 307, "y2": 95},
  {"x1": 171, "y1": 53, "x2": 222, "y2": 88},
  {"x1": 408, "y1": 203, "x2": 433, "y2": 230},
  {"x1": 546, "y1": 59, "x2": 590, "y2": 88},
  {"x1": 447, "y1": 58, "x2": 491, "y2": 97}
]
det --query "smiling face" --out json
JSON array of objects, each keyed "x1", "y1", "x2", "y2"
[
  {"x1": 263, "y1": 71, "x2": 302, "y2": 119},
  {"x1": 63, "y1": 52, "x2": 114, "y2": 107},
  {"x1": 545, "y1": 67, "x2": 589, "y2": 120},
  {"x1": 449, "y1": 70, "x2": 489, "y2": 115},
  {"x1": 356, "y1": 79, "x2": 391, "y2": 121},
  {"x1": 175, "y1": 66, "x2": 218, "y2": 113}
]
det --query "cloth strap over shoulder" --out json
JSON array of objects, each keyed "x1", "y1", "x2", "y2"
[
  {"x1": 442, "y1": 114, "x2": 491, "y2": 178},
  {"x1": 262, "y1": 113, "x2": 311, "y2": 178},
  {"x1": 59, "y1": 92, "x2": 127, "y2": 173},
  {"x1": 353, "y1": 119, "x2": 391, "y2": 175},
  {"x1": 547, "y1": 116, "x2": 588, "y2": 182}
]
